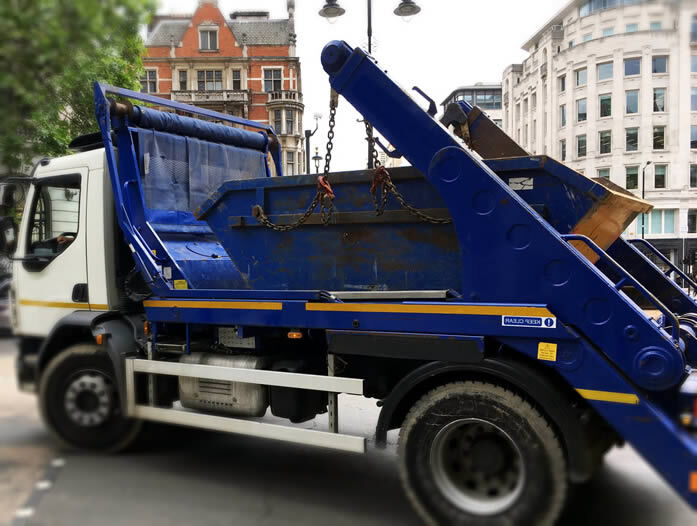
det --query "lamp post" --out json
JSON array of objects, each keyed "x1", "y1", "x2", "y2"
[
  {"x1": 641, "y1": 160, "x2": 652, "y2": 239},
  {"x1": 319, "y1": 0, "x2": 421, "y2": 167},
  {"x1": 304, "y1": 113, "x2": 322, "y2": 175},
  {"x1": 312, "y1": 147, "x2": 322, "y2": 174}
]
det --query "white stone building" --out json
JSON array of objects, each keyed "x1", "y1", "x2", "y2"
[{"x1": 502, "y1": 0, "x2": 697, "y2": 266}]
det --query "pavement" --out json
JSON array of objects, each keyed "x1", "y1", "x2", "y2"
[{"x1": 0, "y1": 338, "x2": 696, "y2": 526}]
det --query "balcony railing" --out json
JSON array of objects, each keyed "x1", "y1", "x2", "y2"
[
  {"x1": 171, "y1": 90, "x2": 249, "y2": 104},
  {"x1": 267, "y1": 90, "x2": 303, "y2": 104}
]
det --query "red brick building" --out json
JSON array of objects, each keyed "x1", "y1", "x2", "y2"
[{"x1": 142, "y1": 0, "x2": 304, "y2": 174}]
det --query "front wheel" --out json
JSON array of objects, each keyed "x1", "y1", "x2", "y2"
[
  {"x1": 398, "y1": 381, "x2": 567, "y2": 526},
  {"x1": 39, "y1": 344, "x2": 142, "y2": 452}
]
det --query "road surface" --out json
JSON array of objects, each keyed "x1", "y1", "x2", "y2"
[{"x1": 1, "y1": 338, "x2": 695, "y2": 525}]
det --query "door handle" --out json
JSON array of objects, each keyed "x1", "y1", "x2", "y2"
[{"x1": 72, "y1": 283, "x2": 89, "y2": 303}]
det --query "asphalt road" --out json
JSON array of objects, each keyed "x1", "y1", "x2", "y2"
[{"x1": 1, "y1": 338, "x2": 696, "y2": 526}]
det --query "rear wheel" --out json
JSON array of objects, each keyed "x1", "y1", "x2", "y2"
[
  {"x1": 398, "y1": 381, "x2": 567, "y2": 526},
  {"x1": 39, "y1": 344, "x2": 141, "y2": 452}
]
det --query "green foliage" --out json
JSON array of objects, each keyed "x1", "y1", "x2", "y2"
[{"x1": 0, "y1": 0, "x2": 155, "y2": 174}]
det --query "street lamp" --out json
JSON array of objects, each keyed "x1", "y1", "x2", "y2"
[
  {"x1": 318, "y1": 0, "x2": 421, "y2": 166},
  {"x1": 312, "y1": 147, "x2": 322, "y2": 174},
  {"x1": 318, "y1": 1, "x2": 345, "y2": 19},
  {"x1": 394, "y1": 1, "x2": 421, "y2": 17},
  {"x1": 641, "y1": 160, "x2": 652, "y2": 239},
  {"x1": 304, "y1": 113, "x2": 322, "y2": 175}
]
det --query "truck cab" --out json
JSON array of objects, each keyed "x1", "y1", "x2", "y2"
[{"x1": 12, "y1": 147, "x2": 123, "y2": 390}]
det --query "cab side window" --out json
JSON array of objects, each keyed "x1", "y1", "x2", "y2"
[{"x1": 26, "y1": 176, "x2": 80, "y2": 262}]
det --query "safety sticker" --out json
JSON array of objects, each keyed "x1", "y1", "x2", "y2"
[
  {"x1": 501, "y1": 315, "x2": 556, "y2": 328},
  {"x1": 537, "y1": 342, "x2": 558, "y2": 362}
]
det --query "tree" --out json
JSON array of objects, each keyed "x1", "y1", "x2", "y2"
[{"x1": 0, "y1": 0, "x2": 155, "y2": 174}]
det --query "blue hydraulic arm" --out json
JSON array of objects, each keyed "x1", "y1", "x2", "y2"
[{"x1": 321, "y1": 41, "x2": 686, "y2": 391}]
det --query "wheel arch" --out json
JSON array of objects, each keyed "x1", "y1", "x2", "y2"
[
  {"x1": 375, "y1": 356, "x2": 609, "y2": 483},
  {"x1": 36, "y1": 311, "x2": 103, "y2": 377},
  {"x1": 37, "y1": 310, "x2": 145, "y2": 412}
]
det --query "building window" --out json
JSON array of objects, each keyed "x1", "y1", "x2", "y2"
[
  {"x1": 577, "y1": 134, "x2": 587, "y2": 158},
  {"x1": 654, "y1": 164, "x2": 667, "y2": 189},
  {"x1": 624, "y1": 57, "x2": 641, "y2": 76},
  {"x1": 653, "y1": 126, "x2": 665, "y2": 150},
  {"x1": 644, "y1": 209, "x2": 675, "y2": 234},
  {"x1": 197, "y1": 70, "x2": 222, "y2": 91},
  {"x1": 662, "y1": 209, "x2": 675, "y2": 233},
  {"x1": 475, "y1": 91, "x2": 502, "y2": 110},
  {"x1": 140, "y1": 70, "x2": 157, "y2": 93},
  {"x1": 692, "y1": 126, "x2": 697, "y2": 149},
  {"x1": 626, "y1": 90, "x2": 639, "y2": 114},
  {"x1": 691, "y1": 164, "x2": 697, "y2": 188},
  {"x1": 232, "y1": 70, "x2": 241, "y2": 90},
  {"x1": 285, "y1": 110, "x2": 294, "y2": 135},
  {"x1": 583, "y1": 33, "x2": 592, "y2": 42},
  {"x1": 602, "y1": 27, "x2": 614, "y2": 37},
  {"x1": 286, "y1": 151, "x2": 295, "y2": 176},
  {"x1": 692, "y1": 55, "x2": 697, "y2": 73},
  {"x1": 560, "y1": 139, "x2": 566, "y2": 161},
  {"x1": 653, "y1": 88, "x2": 666, "y2": 112},
  {"x1": 689, "y1": 211, "x2": 697, "y2": 236},
  {"x1": 597, "y1": 62, "x2": 613, "y2": 81},
  {"x1": 199, "y1": 29, "x2": 218, "y2": 51},
  {"x1": 264, "y1": 69, "x2": 282, "y2": 92},
  {"x1": 597, "y1": 168, "x2": 610, "y2": 178},
  {"x1": 649, "y1": 21, "x2": 662, "y2": 31},
  {"x1": 599, "y1": 130, "x2": 611, "y2": 154},
  {"x1": 178, "y1": 71, "x2": 187, "y2": 91},
  {"x1": 626, "y1": 128, "x2": 639, "y2": 152},
  {"x1": 493, "y1": 119, "x2": 502, "y2": 127},
  {"x1": 569, "y1": 40, "x2": 575, "y2": 48},
  {"x1": 692, "y1": 88, "x2": 697, "y2": 111},
  {"x1": 274, "y1": 110, "x2": 282, "y2": 132},
  {"x1": 626, "y1": 23, "x2": 638, "y2": 33},
  {"x1": 577, "y1": 98, "x2": 587, "y2": 122},
  {"x1": 560, "y1": 104, "x2": 567, "y2": 127},
  {"x1": 559, "y1": 75, "x2": 566, "y2": 92},
  {"x1": 576, "y1": 68, "x2": 587, "y2": 86},
  {"x1": 626, "y1": 166, "x2": 639, "y2": 190},
  {"x1": 599, "y1": 94, "x2": 611, "y2": 117},
  {"x1": 652, "y1": 56, "x2": 668, "y2": 74}
]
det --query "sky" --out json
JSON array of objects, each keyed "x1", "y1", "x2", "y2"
[{"x1": 157, "y1": 0, "x2": 563, "y2": 171}]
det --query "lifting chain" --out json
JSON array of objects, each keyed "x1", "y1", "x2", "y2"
[
  {"x1": 366, "y1": 122, "x2": 453, "y2": 225},
  {"x1": 252, "y1": 90, "x2": 338, "y2": 231}
]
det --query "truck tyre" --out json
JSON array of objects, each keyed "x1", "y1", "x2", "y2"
[
  {"x1": 39, "y1": 344, "x2": 142, "y2": 452},
  {"x1": 398, "y1": 381, "x2": 567, "y2": 526}
]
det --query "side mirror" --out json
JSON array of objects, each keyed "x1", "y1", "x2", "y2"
[
  {"x1": 0, "y1": 215, "x2": 18, "y2": 255},
  {"x1": 0, "y1": 184, "x2": 16, "y2": 207}
]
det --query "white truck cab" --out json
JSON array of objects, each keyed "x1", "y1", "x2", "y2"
[{"x1": 12, "y1": 147, "x2": 122, "y2": 390}]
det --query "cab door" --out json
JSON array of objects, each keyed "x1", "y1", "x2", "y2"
[{"x1": 13, "y1": 169, "x2": 89, "y2": 337}]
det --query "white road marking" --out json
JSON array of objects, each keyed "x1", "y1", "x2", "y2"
[
  {"x1": 50, "y1": 458, "x2": 65, "y2": 468},
  {"x1": 14, "y1": 507, "x2": 35, "y2": 518},
  {"x1": 35, "y1": 480, "x2": 52, "y2": 491}
]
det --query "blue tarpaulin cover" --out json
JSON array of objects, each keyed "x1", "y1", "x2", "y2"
[{"x1": 138, "y1": 129, "x2": 268, "y2": 228}]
